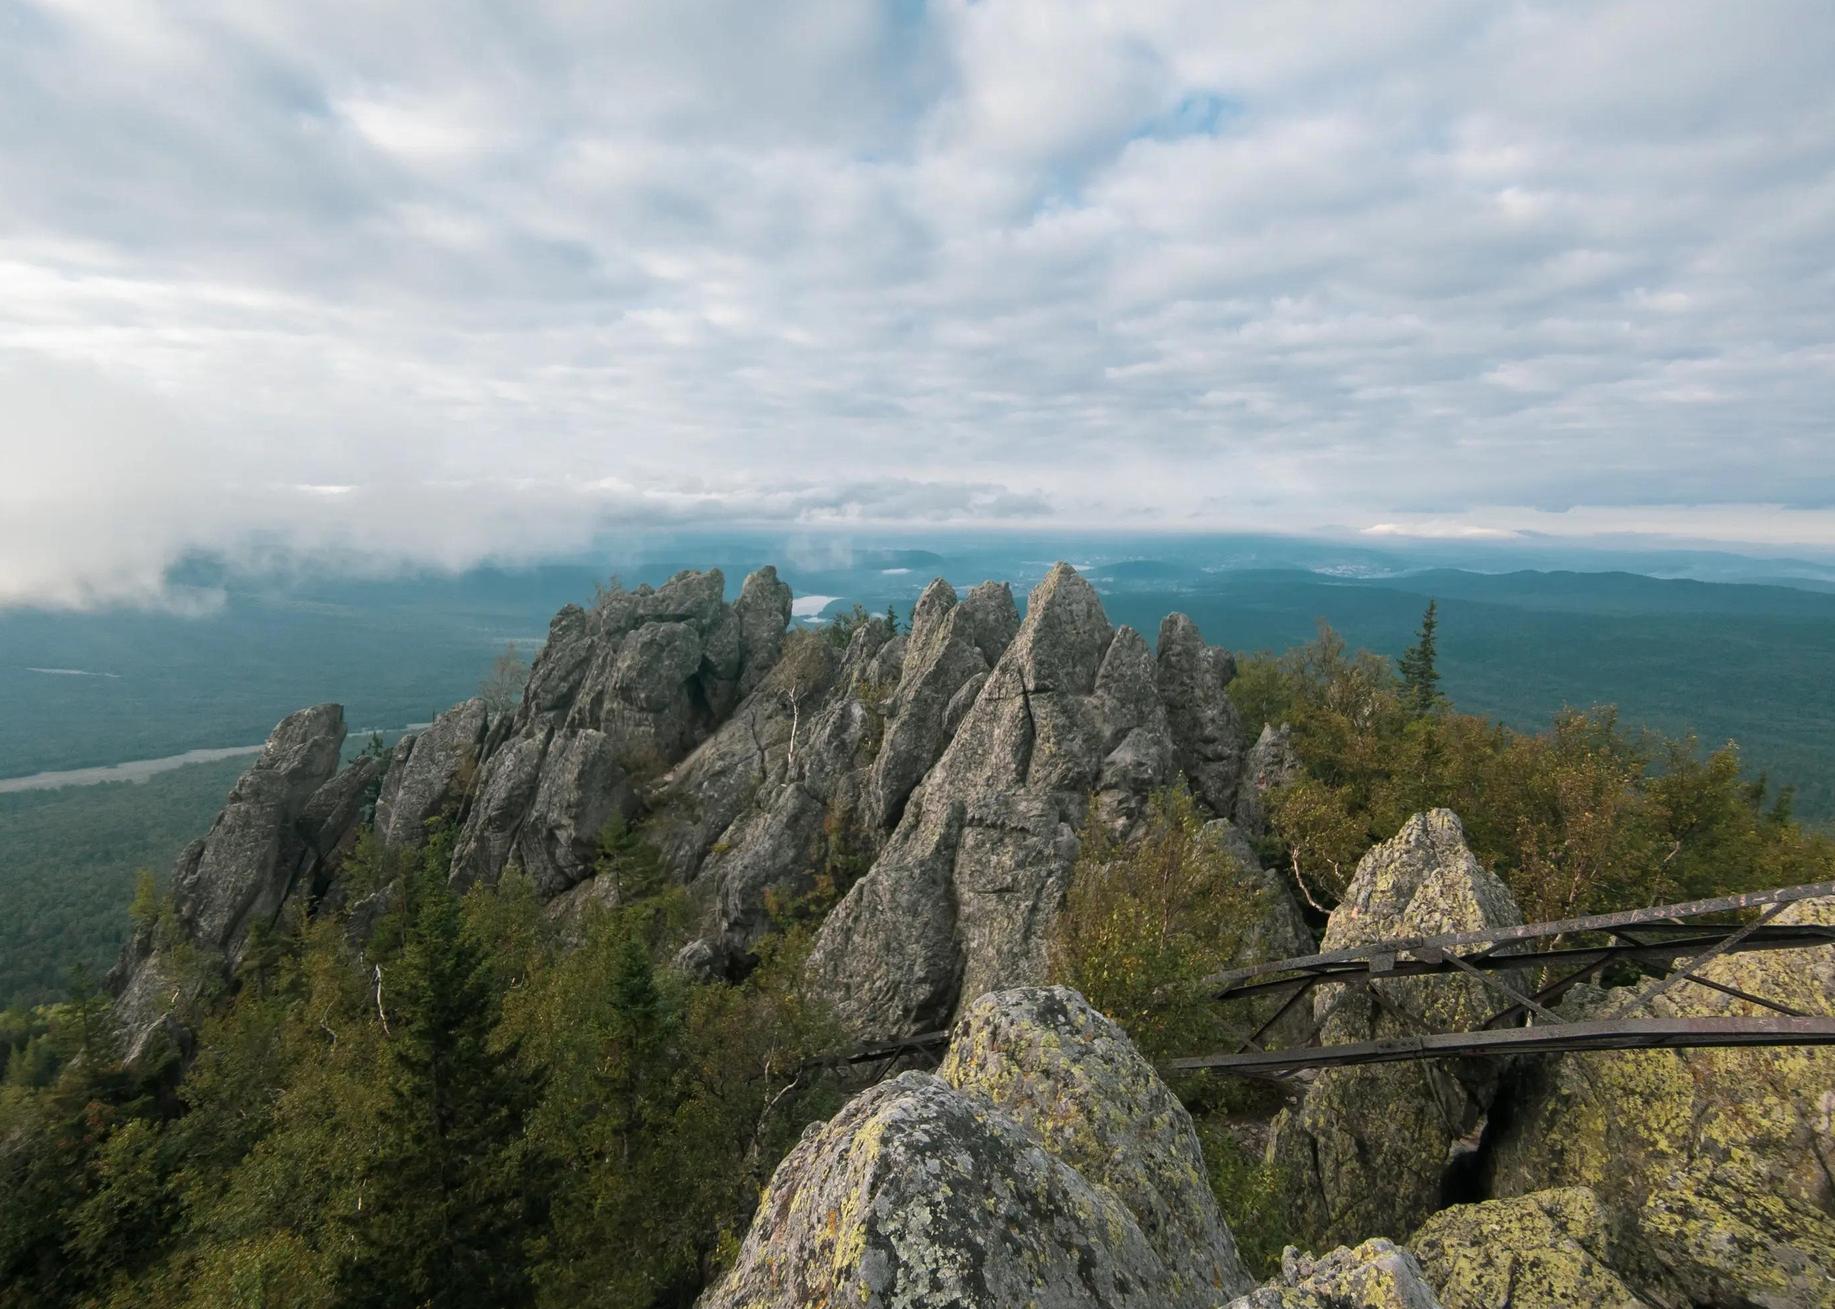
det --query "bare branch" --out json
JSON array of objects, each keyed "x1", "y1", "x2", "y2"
[{"x1": 374, "y1": 964, "x2": 391, "y2": 1036}]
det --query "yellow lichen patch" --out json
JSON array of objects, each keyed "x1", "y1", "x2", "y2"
[{"x1": 1408, "y1": 1188, "x2": 1642, "y2": 1309}]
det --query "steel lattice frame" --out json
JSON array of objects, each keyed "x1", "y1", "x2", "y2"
[
  {"x1": 812, "y1": 881, "x2": 1835, "y2": 1082},
  {"x1": 1166, "y1": 879, "x2": 1835, "y2": 1081}
]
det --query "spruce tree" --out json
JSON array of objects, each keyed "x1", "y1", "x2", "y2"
[
  {"x1": 341, "y1": 855, "x2": 534, "y2": 1309},
  {"x1": 1398, "y1": 599, "x2": 1441, "y2": 713}
]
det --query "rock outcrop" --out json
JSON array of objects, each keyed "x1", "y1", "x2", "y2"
[
  {"x1": 449, "y1": 567, "x2": 790, "y2": 895},
  {"x1": 701, "y1": 986, "x2": 1253, "y2": 1309},
  {"x1": 373, "y1": 697, "x2": 489, "y2": 847},
  {"x1": 1234, "y1": 721, "x2": 1300, "y2": 836},
  {"x1": 1484, "y1": 893, "x2": 1835, "y2": 1308},
  {"x1": 806, "y1": 564, "x2": 1247, "y2": 1037},
  {"x1": 1157, "y1": 612, "x2": 1245, "y2": 819},
  {"x1": 1269, "y1": 810, "x2": 1524, "y2": 1248},
  {"x1": 648, "y1": 578, "x2": 1021, "y2": 964},
  {"x1": 109, "y1": 704, "x2": 371, "y2": 1063},
  {"x1": 1227, "y1": 1240, "x2": 1444, "y2": 1308}
]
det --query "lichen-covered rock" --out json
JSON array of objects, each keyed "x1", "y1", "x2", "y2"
[
  {"x1": 1408, "y1": 1188, "x2": 1643, "y2": 1309},
  {"x1": 703, "y1": 985, "x2": 1250, "y2": 1309},
  {"x1": 701, "y1": 1072, "x2": 1170, "y2": 1309},
  {"x1": 373, "y1": 697, "x2": 488, "y2": 847},
  {"x1": 1486, "y1": 894, "x2": 1835, "y2": 1308},
  {"x1": 1633, "y1": 1157, "x2": 1835, "y2": 1308},
  {"x1": 1269, "y1": 811, "x2": 1524, "y2": 1248},
  {"x1": 1228, "y1": 1240, "x2": 1443, "y2": 1308},
  {"x1": 938, "y1": 987, "x2": 1254, "y2": 1303}
]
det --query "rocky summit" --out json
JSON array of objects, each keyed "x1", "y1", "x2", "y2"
[{"x1": 101, "y1": 563, "x2": 1835, "y2": 1309}]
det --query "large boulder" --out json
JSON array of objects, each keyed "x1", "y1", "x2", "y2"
[
  {"x1": 808, "y1": 564, "x2": 1191, "y2": 1036},
  {"x1": 1485, "y1": 894, "x2": 1835, "y2": 1308},
  {"x1": 939, "y1": 987, "x2": 1254, "y2": 1301},
  {"x1": 1227, "y1": 1240, "x2": 1443, "y2": 1308},
  {"x1": 1269, "y1": 811, "x2": 1524, "y2": 1248},
  {"x1": 1408, "y1": 1188, "x2": 1644, "y2": 1309},
  {"x1": 700, "y1": 986, "x2": 1253, "y2": 1309}
]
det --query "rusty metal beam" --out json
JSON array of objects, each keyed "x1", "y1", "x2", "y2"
[
  {"x1": 1205, "y1": 880, "x2": 1834, "y2": 990},
  {"x1": 1165, "y1": 1015, "x2": 1835, "y2": 1076},
  {"x1": 1211, "y1": 924, "x2": 1834, "y2": 1002}
]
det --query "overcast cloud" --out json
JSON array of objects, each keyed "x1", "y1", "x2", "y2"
[{"x1": 2, "y1": 1, "x2": 1833, "y2": 606}]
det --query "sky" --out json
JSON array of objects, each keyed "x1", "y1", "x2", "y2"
[{"x1": 2, "y1": 0, "x2": 1833, "y2": 608}]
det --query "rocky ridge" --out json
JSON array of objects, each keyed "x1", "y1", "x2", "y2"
[{"x1": 107, "y1": 562, "x2": 1835, "y2": 1307}]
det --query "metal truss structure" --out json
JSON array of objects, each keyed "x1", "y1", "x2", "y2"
[
  {"x1": 1166, "y1": 879, "x2": 1835, "y2": 1081},
  {"x1": 810, "y1": 881, "x2": 1835, "y2": 1085}
]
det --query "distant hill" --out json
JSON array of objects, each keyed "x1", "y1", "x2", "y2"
[{"x1": 3, "y1": 540, "x2": 1832, "y2": 823}]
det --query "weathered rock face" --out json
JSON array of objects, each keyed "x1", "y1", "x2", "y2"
[
  {"x1": 110, "y1": 704, "x2": 367, "y2": 1063},
  {"x1": 1269, "y1": 810, "x2": 1524, "y2": 1249},
  {"x1": 938, "y1": 987, "x2": 1254, "y2": 1303},
  {"x1": 1227, "y1": 1239, "x2": 1444, "y2": 1309},
  {"x1": 649, "y1": 612, "x2": 893, "y2": 959},
  {"x1": 449, "y1": 567, "x2": 790, "y2": 893},
  {"x1": 806, "y1": 565, "x2": 1246, "y2": 1037},
  {"x1": 373, "y1": 697, "x2": 488, "y2": 847},
  {"x1": 1234, "y1": 721, "x2": 1300, "y2": 836},
  {"x1": 1485, "y1": 894, "x2": 1835, "y2": 1308},
  {"x1": 165, "y1": 704, "x2": 354, "y2": 960},
  {"x1": 701, "y1": 986, "x2": 1252, "y2": 1309},
  {"x1": 1408, "y1": 1188, "x2": 1644, "y2": 1309},
  {"x1": 1157, "y1": 612, "x2": 1245, "y2": 818}
]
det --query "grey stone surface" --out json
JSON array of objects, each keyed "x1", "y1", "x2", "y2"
[
  {"x1": 110, "y1": 704, "x2": 355, "y2": 1061},
  {"x1": 1156, "y1": 611, "x2": 1245, "y2": 818},
  {"x1": 374, "y1": 697, "x2": 488, "y2": 847},
  {"x1": 1235, "y1": 721, "x2": 1301, "y2": 836},
  {"x1": 808, "y1": 564, "x2": 1226, "y2": 1037},
  {"x1": 939, "y1": 987, "x2": 1254, "y2": 1303},
  {"x1": 702, "y1": 985, "x2": 1250, "y2": 1309},
  {"x1": 449, "y1": 567, "x2": 793, "y2": 890},
  {"x1": 1269, "y1": 811, "x2": 1524, "y2": 1248}
]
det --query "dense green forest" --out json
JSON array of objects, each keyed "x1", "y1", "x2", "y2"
[
  {"x1": 2, "y1": 618, "x2": 1828, "y2": 1307},
  {"x1": 0, "y1": 759, "x2": 250, "y2": 1007}
]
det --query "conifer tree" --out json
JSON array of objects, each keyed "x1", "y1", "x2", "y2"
[
  {"x1": 341, "y1": 854, "x2": 534, "y2": 1309},
  {"x1": 1398, "y1": 599, "x2": 1442, "y2": 714}
]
